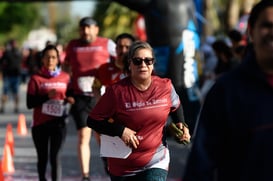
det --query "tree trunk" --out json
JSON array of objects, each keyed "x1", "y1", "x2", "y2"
[
  {"x1": 227, "y1": 0, "x2": 240, "y2": 31},
  {"x1": 203, "y1": 0, "x2": 220, "y2": 37},
  {"x1": 242, "y1": 0, "x2": 256, "y2": 14}
]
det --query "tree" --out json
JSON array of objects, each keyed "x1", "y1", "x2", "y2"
[
  {"x1": 0, "y1": 3, "x2": 42, "y2": 45},
  {"x1": 93, "y1": 1, "x2": 137, "y2": 39},
  {"x1": 203, "y1": 0, "x2": 258, "y2": 37}
]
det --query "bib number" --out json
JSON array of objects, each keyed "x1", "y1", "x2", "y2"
[
  {"x1": 42, "y1": 100, "x2": 64, "y2": 117},
  {"x1": 78, "y1": 76, "x2": 95, "y2": 93}
]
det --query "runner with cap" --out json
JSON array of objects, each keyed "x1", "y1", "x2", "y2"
[{"x1": 63, "y1": 17, "x2": 116, "y2": 181}]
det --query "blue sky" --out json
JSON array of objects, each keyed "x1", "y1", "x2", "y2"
[{"x1": 71, "y1": 1, "x2": 95, "y2": 17}]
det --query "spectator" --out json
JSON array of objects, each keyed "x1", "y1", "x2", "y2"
[
  {"x1": 0, "y1": 39, "x2": 23, "y2": 113},
  {"x1": 21, "y1": 47, "x2": 32, "y2": 84},
  {"x1": 212, "y1": 39, "x2": 234, "y2": 77},
  {"x1": 228, "y1": 29, "x2": 246, "y2": 65},
  {"x1": 199, "y1": 36, "x2": 218, "y2": 99},
  {"x1": 183, "y1": 1, "x2": 273, "y2": 180}
]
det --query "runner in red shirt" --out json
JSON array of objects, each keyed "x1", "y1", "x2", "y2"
[
  {"x1": 88, "y1": 41, "x2": 190, "y2": 180},
  {"x1": 63, "y1": 17, "x2": 116, "y2": 181},
  {"x1": 93, "y1": 33, "x2": 135, "y2": 100},
  {"x1": 27, "y1": 45, "x2": 74, "y2": 181},
  {"x1": 93, "y1": 33, "x2": 135, "y2": 174}
]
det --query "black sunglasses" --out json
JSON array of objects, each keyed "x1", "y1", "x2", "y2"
[{"x1": 131, "y1": 57, "x2": 155, "y2": 66}]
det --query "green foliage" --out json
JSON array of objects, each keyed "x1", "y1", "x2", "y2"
[
  {"x1": 0, "y1": 3, "x2": 41, "y2": 45},
  {"x1": 93, "y1": 0, "x2": 111, "y2": 28},
  {"x1": 56, "y1": 19, "x2": 79, "y2": 46},
  {"x1": 93, "y1": 1, "x2": 138, "y2": 40}
]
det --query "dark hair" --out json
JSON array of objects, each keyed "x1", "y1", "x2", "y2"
[
  {"x1": 123, "y1": 53, "x2": 130, "y2": 74},
  {"x1": 127, "y1": 41, "x2": 154, "y2": 60},
  {"x1": 123, "y1": 41, "x2": 155, "y2": 74},
  {"x1": 115, "y1": 33, "x2": 136, "y2": 44},
  {"x1": 228, "y1": 29, "x2": 242, "y2": 42},
  {"x1": 248, "y1": 0, "x2": 273, "y2": 29},
  {"x1": 41, "y1": 44, "x2": 61, "y2": 67},
  {"x1": 212, "y1": 40, "x2": 233, "y2": 60}
]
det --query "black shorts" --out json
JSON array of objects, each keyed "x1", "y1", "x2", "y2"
[{"x1": 70, "y1": 95, "x2": 96, "y2": 130}]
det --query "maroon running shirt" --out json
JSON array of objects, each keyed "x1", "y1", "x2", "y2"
[
  {"x1": 96, "y1": 60, "x2": 126, "y2": 87},
  {"x1": 65, "y1": 37, "x2": 116, "y2": 95},
  {"x1": 27, "y1": 71, "x2": 70, "y2": 126},
  {"x1": 89, "y1": 76, "x2": 181, "y2": 176}
]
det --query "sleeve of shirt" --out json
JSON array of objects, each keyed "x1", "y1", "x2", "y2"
[
  {"x1": 65, "y1": 80, "x2": 74, "y2": 97},
  {"x1": 170, "y1": 104, "x2": 185, "y2": 124},
  {"x1": 87, "y1": 86, "x2": 125, "y2": 137},
  {"x1": 27, "y1": 94, "x2": 49, "y2": 109},
  {"x1": 26, "y1": 76, "x2": 49, "y2": 109},
  {"x1": 170, "y1": 84, "x2": 181, "y2": 111},
  {"x1": 87, "y1": 117, "x2": 125, "y2": 137},
  {"x1": 169, "y1": 83, "x2": 185, "y2": 124},
  {"x1": 107, "y1": 39, "x2": 117, "y2": 57}
]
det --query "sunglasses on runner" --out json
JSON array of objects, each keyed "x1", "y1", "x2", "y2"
[{"x1": 131, "y1": 57, "x2": 155, "y2": 66}]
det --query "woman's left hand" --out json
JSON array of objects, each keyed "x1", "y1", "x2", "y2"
[
  {"x1": 176, "y1": 122, "x2": 191, "y2": 143},
  {"x1": 65, "y1": 96, "x2": 75, "y2": 104}
]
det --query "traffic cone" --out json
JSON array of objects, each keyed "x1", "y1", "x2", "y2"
[
  {"x1": 5, "y1": 124, "x2": 14, "y2": 156},
  {"x1": 1, "y1": 144, "x2": 15, "y2": 174},
  {"x1": 0, "y1": 160, "x2": 4, "y2": 181},
  {"x1": 17, "y1": 113, "x2": 28, "y2": 136}
]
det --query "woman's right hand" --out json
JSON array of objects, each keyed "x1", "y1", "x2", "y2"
[
  {"x1": 121, "y1": 127, "x2": 139, "y2": 149},
  {"x1": 48, "y1": 89, "x2": 57, "y2": 99}
]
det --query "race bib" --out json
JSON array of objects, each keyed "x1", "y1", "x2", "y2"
[
  {"x1": 78, "y1": 76, "x2": 95, "y2": 93},
  {"x1": 42, "y1": 100, "x2": 64, "y2": 117}
]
